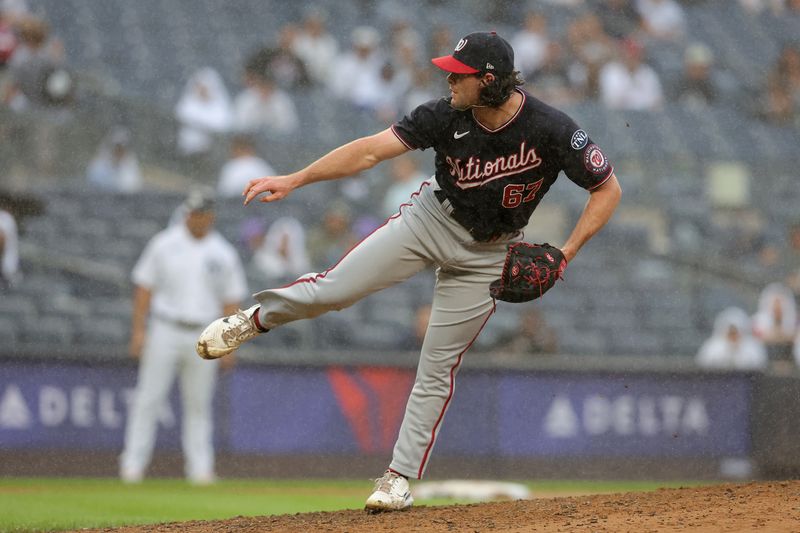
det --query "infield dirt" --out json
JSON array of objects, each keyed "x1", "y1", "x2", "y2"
[{"x1": 88, "y1": 480, "x2": 799, "y2": 532}]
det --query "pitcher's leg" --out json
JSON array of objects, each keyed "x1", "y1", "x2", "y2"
[
  {"x1": 389, "y1": 271, "x2": 496, "y2": 479},
  {"x1": 197, "y1": 216, "x2": 432, "y2": 359},
  {"x1": 254, "y1": 216, "x2": 431, "y2": 329}
]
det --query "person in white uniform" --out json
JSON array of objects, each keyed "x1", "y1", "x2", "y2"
[{"x1": 120, "y1": 189, "x2": 247, "y2": 484}]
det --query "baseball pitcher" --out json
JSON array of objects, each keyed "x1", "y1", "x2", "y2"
[{"x1": 196, "y1": 32, "x2": 621, "y2": 511}]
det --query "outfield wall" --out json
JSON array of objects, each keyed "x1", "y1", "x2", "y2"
[{"x1": 0, "y1": 356, "x2": 797, "y2": 480}]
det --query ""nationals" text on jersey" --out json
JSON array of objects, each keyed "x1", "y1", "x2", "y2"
[{"x1": 446, "y1": 141, "x2": 543, "y2": 189}]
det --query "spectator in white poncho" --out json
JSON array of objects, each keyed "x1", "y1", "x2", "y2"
[
  {"x1": 291, "y1": 8, "x2": 339, "y2": 86},
  {"x1": 233, "y1": 69, "x2": 299, "y2": 135},
  {"x1": 752, "y1": 283, "x2": 797, "y2": 367},
  {"x1": 697, "y1": 307, "x2": 767, "y2": 370},
  {"x1": 599, "y1": 38, "x2": 663, "y2": 111},
  {"x1": 217, "y1": 135, "x2": 275, "y2": 197},
  {"x1": 87, "y1": 127, "x2": 143, "y2": 193},
  {"x1": 175, "y1": 67, "x2": 233, "y2": 156},
  {"x1": 636, "y1": 0, "x2": 686, "y2": 41},
  {"x1": 251, "y1": 216, "x2": 311, "y2": 286},
  {"x1": 329, "y1": 26, "x2": 385, "y2": 109}
]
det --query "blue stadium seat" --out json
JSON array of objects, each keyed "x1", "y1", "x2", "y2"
[
  {"x1": 20, "y1": 315, "x2": 74, "y2": 346},
  {"x1": 558, "y1": 328, "x2": 609, "y2": 356},
  {"x1": 70, "y1": 217, "x2": 112, "y2": 241},
  {"x1": 16, "y1": 273, "x2": 71, "y2": 300},
  {"x1": 76, "y1": 315, "x2": 128, "y2": 347},
  {"x1": 362, "y1": 286, "x2": 415, "y2": 326},
  {"x1": 609, "y1": 329, "x2": 665, "y2": 357},
  {"x1": 115, "y1": 219, "x2": 163, "y2": 242},
  {"x1": 0, "y1": 317, "x2": 19, "y2": 347},
  {"x1": 0, "y1": 295, "x2": 38, "y2": 318},
  {"x1": 350, "y1": 320, "x2": 413, "y2": 351},
  {"x1": 14, "y1": 0, "x2": 796, "y2": 361},
  {"x1": 98, "y1": 239, "x2": 142, "y2": 269},
  {"x1": 663, "y1": 327, "x2": 706, "y2": 357},
  {"x1": 311, "y1": 313, "x2": 358, "y2": 350},
  {"x1": 91, "y1": 298, "x2": 133, "y2": 321}
]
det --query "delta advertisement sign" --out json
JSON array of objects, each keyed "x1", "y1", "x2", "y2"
[
  {"x1": 0, "y1": 363, "x2": 189, "y2": 449},
  {"x1": 0, "y1": 360, "x2": 751, "y2": 457}
]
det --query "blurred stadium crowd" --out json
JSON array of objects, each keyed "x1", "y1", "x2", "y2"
[{"x1": 0, "y1": 0, "x2": 799, "y2": 368}]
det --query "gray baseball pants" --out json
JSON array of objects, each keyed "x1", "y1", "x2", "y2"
[{"x1": 254, "y1": 179, "x2": 521, "y2": 478}]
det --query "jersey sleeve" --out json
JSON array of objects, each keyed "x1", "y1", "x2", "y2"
[
  {"x1": 553, "y1": 113, "x2": 615, "y2": 191},
  {"x1": 131, "y1": 235, "x2": 161, "y2": 289},
  {"x1": 391, "y1": 99, "x2": 447, "y2": 151}
]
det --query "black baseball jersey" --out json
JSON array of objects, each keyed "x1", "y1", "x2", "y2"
[{"x1": 391, "y1": 89, "x2": 614, "y2": 240}]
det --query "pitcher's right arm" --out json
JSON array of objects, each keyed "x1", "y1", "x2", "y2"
[{"x1": 243, "y1": 128, "x2": 410, "y2": 205}]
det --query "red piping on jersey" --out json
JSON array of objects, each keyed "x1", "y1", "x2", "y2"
[
  {"x1": 472, "y1": 88, "x2": 526, "y2": 134},
  {"x1": 390, "y1": 124, "x2": 417, "y2": 150},
  {"x1": 587, "y1": 167, "x2": 615, "y2": 191},
  {"x1": 417, "y1": 300, "x2": 496, "y2": 479},
  {"x1": 279, "y1": 181, "x2": 433, "y2": 289},
  {"x1": 390, "y1": 179, "x2": 433, "y2": 218}
]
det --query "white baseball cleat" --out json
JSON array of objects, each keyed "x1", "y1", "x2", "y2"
[
  {"x1": 364, "y1": 470, "x2": 414, "y2": 512},
  {"x1": 119, "y1": 466, "x2": 144, "y2": 484},
  {"x1": 196, "y1": 304, "x2": 263, "y2": 359},
  {"x1": 188, "y1": 472, "x2": 217, "y2": 486}
]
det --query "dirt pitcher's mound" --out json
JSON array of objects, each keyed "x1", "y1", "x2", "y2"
[{"x1": 97, "y1": 480, "x2": 799, "y2": 533}]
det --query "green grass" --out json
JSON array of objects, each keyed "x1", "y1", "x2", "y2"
[{"x1": 0, "y1": 477, "x2": 703, "y2": 532}]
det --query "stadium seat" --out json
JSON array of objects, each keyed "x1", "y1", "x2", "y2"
[
  {"x1": 558, "y1": 329, "x2": 609, "y2": 356},
  {"x1": 0, "y1": 317, "x2": 19, "y2": 347},
  {"x1": 350, "y1": 320, "x2": 412, "y2": 351},
  {"x1": 20, "y1": 316, "x2": 74, "y2": 346},
  {"x1": 663, "y1": 327, "x2": 706, "y2": 357},
  {"x1": 362, "y1": 288, "x2": 415, "y2": 327},
  {"x1": 10, "y1": 0, "x2": 793, "y2": 363},
  {"x1": 75, "y1": 315, "x2": 128, "y2": 348},
  {"x1": 0, "y1": 295, "x2": 38, "y2": 319},
  {"x1": 609, "y1": 329, "x2": 665, "y2": 357}
]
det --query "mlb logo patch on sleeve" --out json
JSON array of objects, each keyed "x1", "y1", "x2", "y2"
[{"x1": 570, "y1": 129, "x2": 588, "y2": 150}]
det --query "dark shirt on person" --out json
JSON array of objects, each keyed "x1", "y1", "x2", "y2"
[{"x1": 391, "y1": 89, "x2": 614, "y2": 240}]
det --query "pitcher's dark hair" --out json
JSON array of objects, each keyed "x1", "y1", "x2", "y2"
[{"x1": 479, "y1": 70, "x2": 525, "y2": 107}]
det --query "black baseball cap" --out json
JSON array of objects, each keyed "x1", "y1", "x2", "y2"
[{"x1": 431, "y1": 31, "x2": 514, "y2": 75}]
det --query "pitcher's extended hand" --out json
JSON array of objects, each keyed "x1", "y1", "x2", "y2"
[{"x1": 243, "y1": 175, "x2": 301, "y2": 205}]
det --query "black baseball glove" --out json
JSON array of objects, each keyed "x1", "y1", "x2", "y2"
[{"x1": 489, "y1": 242, "x2": 567, "y2": 303}]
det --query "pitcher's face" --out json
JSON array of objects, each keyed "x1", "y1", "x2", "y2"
[{"x1": 447, "y1": 72, "x2": 482, "y2": 110}]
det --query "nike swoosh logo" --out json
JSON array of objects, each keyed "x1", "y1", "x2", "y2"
[{"x1": 453, "y1": 130, "x2": 470, "y2": 139}]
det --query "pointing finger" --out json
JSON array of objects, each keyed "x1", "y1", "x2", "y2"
[
  {"x1": 242, "y1": 178, "x2": 260, "y2": 197},
  {"x1": 243, "y1": 188, "x2": 260, "y2": 205},
  {"x1": 243, "y1": 181, "x2": 266, "y2": 205},
  {"x1": 244, "y1": 190, "x2": 261, "y2": 205}
]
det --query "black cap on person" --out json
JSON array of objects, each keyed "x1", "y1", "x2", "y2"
[
  {"x1": 431, "y1": 31, "x2": 514, "y2": 75},
  {"x1": 184, "y1": 187, "x2": 216, "y2": 213}
]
